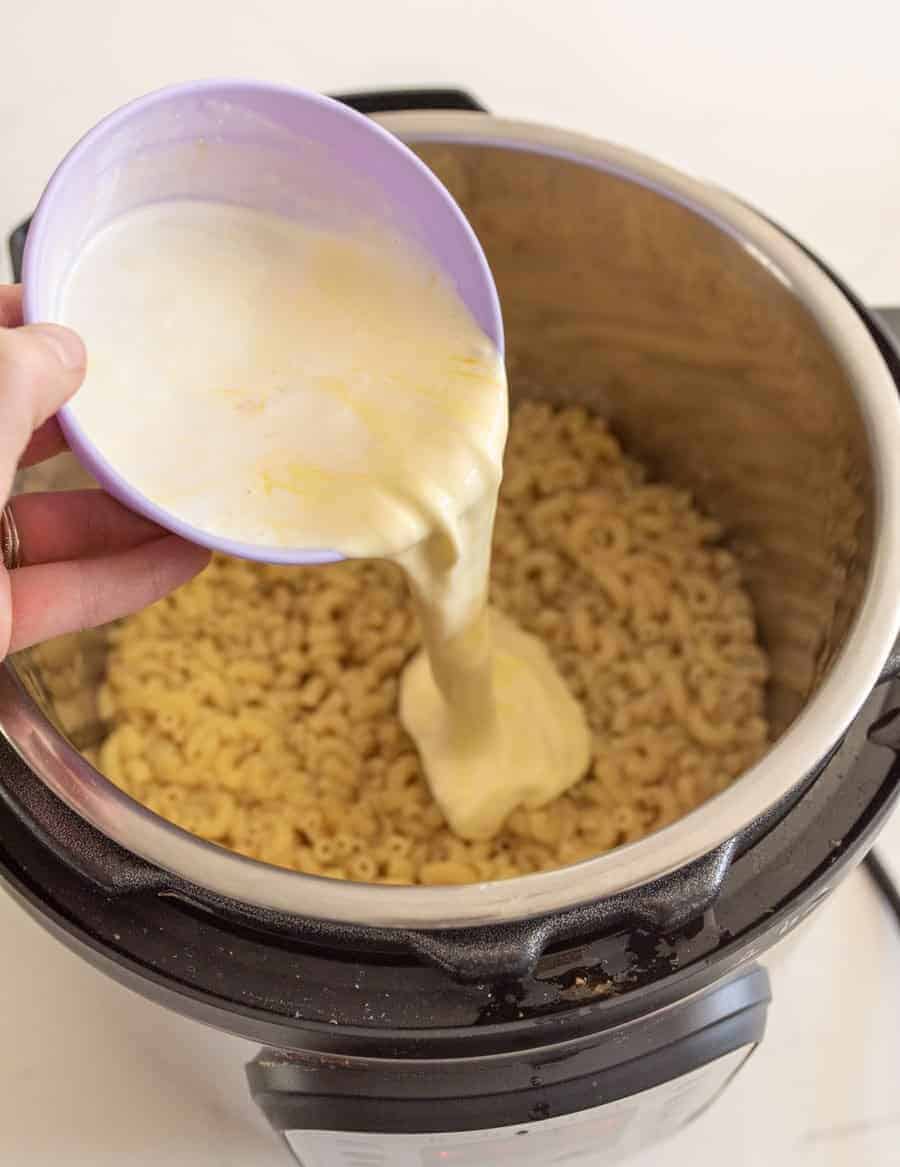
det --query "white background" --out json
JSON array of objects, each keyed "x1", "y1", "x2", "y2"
[
  {"x1": 2, "y1": 2, "x2": 900, "y2": 1164},
  {"x1": 5, "y1": 1, "x2": 900, "y2": 303}
]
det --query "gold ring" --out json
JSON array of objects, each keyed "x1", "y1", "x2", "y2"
[{"x1": 1, "y1": 504, "x2": 22, "y2": 571}]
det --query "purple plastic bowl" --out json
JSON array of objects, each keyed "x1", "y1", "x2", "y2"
[{"x1": 22, "y1": 79, "x2": 504, "y2": 565}]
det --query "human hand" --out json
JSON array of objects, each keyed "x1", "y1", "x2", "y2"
[{"x1": 0, "y1": 284, "x2": 210, "y2": 660}]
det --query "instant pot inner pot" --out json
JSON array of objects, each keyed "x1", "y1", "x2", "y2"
[{"x1": 12, "y1": 142, "x2": 873, "y2": 845}]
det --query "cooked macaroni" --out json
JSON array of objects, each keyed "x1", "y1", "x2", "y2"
[{"x1": 32, "y1": 402, "x2": 770, "y2": 883}]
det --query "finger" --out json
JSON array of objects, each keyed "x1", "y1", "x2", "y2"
[
  {"x1": 2, "y1": 291, "x2": 72, "y2": 468},
  {"x1": 18, "y1": 417, "x2": 67, "y2": 467},
  {"x1": 0, "y1": 285, "x2": 23, "y2": 328},
  {"x1": 10, "y1": 490, "x2": 165, "y2": 565},
  {"x1": 6, "y1": 536, "x2": 211, "y2": 655},
  {"x1": 0, "y1": 323, "x2": 86, "y2": 500}
]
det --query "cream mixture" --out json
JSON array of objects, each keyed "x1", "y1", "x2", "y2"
[{"x1": 58, "y1": 200, "x2": 590, "y2": 840}]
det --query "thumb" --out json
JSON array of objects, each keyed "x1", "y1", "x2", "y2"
[{"x1": 0, "y1": 322, "x2": 86, "y2": 498}]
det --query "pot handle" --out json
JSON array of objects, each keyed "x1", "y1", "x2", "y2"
[
  {"x1": 403, "y1": 837, "x2": 739, "y2": 982},
  {"x1": 335, "y1": 88, "x2": 488, "y2": 115}
]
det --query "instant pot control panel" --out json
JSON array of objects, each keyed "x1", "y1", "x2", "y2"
[
  {"x1": 250, "y1": 966, "x2": 768, "y2": 1165},
  {"x1": 5, "y1": 87, "x2": 900, "y2": 1167}
]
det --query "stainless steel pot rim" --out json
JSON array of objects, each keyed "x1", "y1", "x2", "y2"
[{"x1": 3, "y1": 111, "x2": 899, "y2": 930}]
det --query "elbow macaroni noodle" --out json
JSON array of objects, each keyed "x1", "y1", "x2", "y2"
[{"x1": 32, "y1": 402, "x2": 770, "y2": 884}]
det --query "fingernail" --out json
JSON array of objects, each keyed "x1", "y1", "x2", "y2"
[{"x1": 30, "y1": 324, "x2": 86, "y2": 371}]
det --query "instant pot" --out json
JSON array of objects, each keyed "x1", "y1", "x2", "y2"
[{"x1": 3, "y1": 88, "x2": 900, "y2": 1166}]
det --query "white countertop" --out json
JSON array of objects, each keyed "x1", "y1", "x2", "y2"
[
  {"x1": 3, "y1": 3, "x2": 900, "y2": 1163},
  {"x1": 2, "y1": 859, "x2": 900, "y2": 1167}
]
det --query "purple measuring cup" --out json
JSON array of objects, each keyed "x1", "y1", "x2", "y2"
[{"x1": 21, "y1": 79, "x2": 504, "y2": 565}]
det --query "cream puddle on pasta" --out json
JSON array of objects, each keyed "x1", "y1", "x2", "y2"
[{"x1": 57, "y1": 200, "x2": 591, "y2": 840}]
